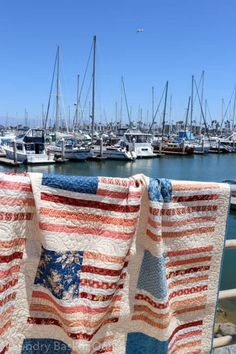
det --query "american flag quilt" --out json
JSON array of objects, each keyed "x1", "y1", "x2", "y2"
[{"x1": 0, "y1": 172, "x2": 230, "y2": 354}]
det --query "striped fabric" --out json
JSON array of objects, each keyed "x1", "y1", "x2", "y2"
[{"x1": 0, "y1": 173, "x2": 229, "y2": 354}]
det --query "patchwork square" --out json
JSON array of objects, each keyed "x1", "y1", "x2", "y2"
[
  {"x1": 148, "y1": 178, "x2": 172, "y2": 202},
  {"x1": 137, "y1": 250, "x2": 167, "y2": 299},
  {"x1": 42, "y1": 174, "x2": 98, "y2": 194},
  {"x1": 34, "y1": 247, "x2": 84, "y2": 300},
  {"x1": 126, "y1": 332, "x2": 168, "y2": 354}
]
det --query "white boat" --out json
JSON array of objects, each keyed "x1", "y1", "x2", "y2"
[
  {"x1": 122, "y1": 129, "x2": 157, "y2": 158},
  {"x1": 3, "y1": 129, "x2": 55, "y2": 164},
  {"x1": 91, "y1": 145, "x2": 136, "y2": 161},
  {"x1": 47, "y1": 138, "x2": 91, "y2": 161},
  {"x1": 0, "y1": 130, "x2": 16, "y2": 144}
]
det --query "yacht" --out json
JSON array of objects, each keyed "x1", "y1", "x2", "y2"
[
  {"x1": 47, "y1": 138, "x2": 91, "y2": 161},
  {"x1": 91, "y1": 144, "x2": 136, "y2": 161},
  {"x1": 122, "y1": 129, "x2": 157, "y2": 158},
  {"x1": 152, "y1": 139, "x2": 194, "y2": 155},
  {"x1": 3, "y1": 129, "x2": 55, "y2": 164}
]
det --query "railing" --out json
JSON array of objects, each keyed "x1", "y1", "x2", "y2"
[{"x1": 213, "y1": 239, "x2": 236, "y2": 349}]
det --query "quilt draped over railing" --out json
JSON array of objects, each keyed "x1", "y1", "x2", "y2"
[{"x1": 0, "y1": 172, "x2": 230, "y2": 354}]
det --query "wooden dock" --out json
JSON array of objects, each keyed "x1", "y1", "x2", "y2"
[{"x1": 154, "y1": 150, "x2": 191, "y2": 156}]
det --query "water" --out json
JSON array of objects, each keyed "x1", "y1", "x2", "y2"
[{"x1": 0, "y1": 153, "x2": 235, "y2": 316}]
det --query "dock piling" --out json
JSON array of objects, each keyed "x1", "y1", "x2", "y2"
[
  {"x1": 182, "y1": 138, "x2": 185, "y2": 153},
  {"x1": 61, "y1": 138, "x2": 65, "y2": 160},
  {"x1": 100, "y1": 137, "x2": 103, "y2": 157},
  {"x1": 13, "y1": 140, "x2": 17, "y2": 163},
  {"x1": 201, "y1": 139, "x2": 204, "y2": 153}
]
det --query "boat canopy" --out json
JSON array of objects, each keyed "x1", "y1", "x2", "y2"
[{"x1": 177, "y1": 130, "x2": 196, "y2": 141}]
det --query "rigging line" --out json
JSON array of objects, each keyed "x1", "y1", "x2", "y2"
[
  {"x1": 220, "y1": 87, "x2": 236, "y2": 129},
  {"x1": 121, "y1": 76, "x2": 131, "y2": 125},
  {"x1": 207, "y1": 101, "x2": 213, "y2": 125},
  {"x1": 72, "y1": 75, "x2": 80, "y2": 129},
  {"x1": 193, "y1": 72, "x2": 203, "y2": 105},
  {"x1": 148, "y1": 83, "x2": 166, "y2": 133},
  {"x1": 194, "y1": 78, "x2": 210, "y2": 139},
  {"x1": 44, "y1": 48, "x2": 58, "y2": 129},
  {"x1": 59, "y1": 79, "x2": 69, "y2": 133},
  {"x1": 232, "y1": 86, "x2": 236, "y2": 130},
  {"x1": 82, "y1": 75, "x2": 93, "y2": 114},
  {"x1": 79, "y1": 43, "x2": 93, "y2": 102}
]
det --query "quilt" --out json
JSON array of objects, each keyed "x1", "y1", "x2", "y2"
[{"x1": 0, "y1": 172, "x2": 230, "y2": 354}]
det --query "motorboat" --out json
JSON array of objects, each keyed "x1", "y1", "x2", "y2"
[
  {"x1": 47, "y1": 138, "x2": 91, "y2": 161},
  {"x1": 91, "y1": 144, "x2": 136, "y2": 161},
  {"x1": 122, "y1": 129, "x2": 157, "y2": 158},
  {"x1": 2, "y1": 128, "x2": 55, "y2": 164}
]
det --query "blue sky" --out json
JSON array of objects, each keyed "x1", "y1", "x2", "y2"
[{"x1": 0, "y1": 0, "x2": 236, "y2": 126}]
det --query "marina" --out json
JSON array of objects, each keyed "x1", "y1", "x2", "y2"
[{"x1": 1, "y1": 0, "x2": 236, "y2": 351}]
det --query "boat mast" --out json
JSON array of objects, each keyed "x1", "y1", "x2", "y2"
[
  {"x1": 184, "y1": 96, "x2": 191, "y2": 132},
  {"x1": 199, "y1": 71, "x2": 205, "y2": 131},
  {"x1": 41, "y1": 104, "x2": 45, "y2": 128},
  {"x1": 91, "y1": 35, "x2": 96, "y2": 142},
  {"x1": 119, "y1": 78, "x2": 123, "y2": 127},
  {"x1": 74, "y1": 74, "x2": 80, "y2": 131},
  {"x1": 232, "y1": 86, "x2": 236, "y2": 131},
  {"x1": 44, "y1": 46, "x2": 58, "y2": 130},
  {"x1": 194, "y1": 77, "x2": 210, "y2": 138},
  {"x1": 169, "y1": 94, "x2": 172, "y2": 135},
  {"x1": 161, "y1": 81, "x2": 168, "y2": 137},
  {"x1": 121, "y1": 76, "x2": 131, "y2": 127},
  {"x1": 55, "y1": 46, "x2": 60, "y2": 131},
  {"x1": 190, "y1": 75, "x2": 194, "y2": 134},
  {"x1": 221, "y1": 98, "x2": 225, "y2": 135},
  {"x1": 152, "y1": 86, "x2": 155, "y2": 127},
  {"x1": 115, "y1": 101, "x2": 118, "y2": 123}
]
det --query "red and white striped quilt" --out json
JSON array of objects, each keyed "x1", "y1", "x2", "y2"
[{"x1": 0, "y1": 172, "x2": 230, "y2": 354}]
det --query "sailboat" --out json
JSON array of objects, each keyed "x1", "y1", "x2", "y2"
[{"x1": 44, "y1": 46, "x2": 91, "y2": 161}]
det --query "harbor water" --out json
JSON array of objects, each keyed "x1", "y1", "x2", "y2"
[{"x1": 0, "y1": 153, "x2": 235, "y2": 320}]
